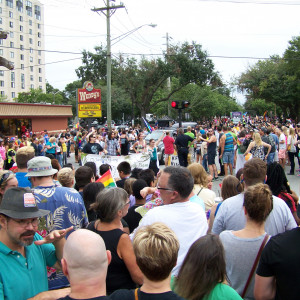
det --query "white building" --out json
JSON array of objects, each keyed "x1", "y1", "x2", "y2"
[{"x1": 0, "y1": 0, "x2": 45, "y2": 101}]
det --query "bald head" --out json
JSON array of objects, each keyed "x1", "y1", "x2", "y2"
[{"x1": 62, "y1": 229, "x2": 109, "y2": 283}]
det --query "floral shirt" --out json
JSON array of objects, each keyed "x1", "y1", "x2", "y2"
[
  {"x1": 106, "y1": 139, "x2": 120, "y2": 156},
  {"x1": 33, "y1": 185, "x2": 88, "y2": 290}
]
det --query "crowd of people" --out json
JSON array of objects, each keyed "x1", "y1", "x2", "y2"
[{"x1": 0, "y1": 116, "x2": 300, "y2": 300}]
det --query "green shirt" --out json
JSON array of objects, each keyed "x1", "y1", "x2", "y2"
[
  {"x1": 205, "y1": 283, "x2": 242, "y2": 300},
  {"x1": 185, "y1": 132, "x2": 195, "y2": 147},
  {"x1": 0, "y1": 233, "x2": 57, "y2": 300}
]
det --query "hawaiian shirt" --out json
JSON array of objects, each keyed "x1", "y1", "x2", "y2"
[{"x1": 33, "y1": 185, "x2": 88, "y2": 290}]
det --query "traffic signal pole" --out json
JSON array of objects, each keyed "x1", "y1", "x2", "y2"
[{"x1": 171, "y1": 100, "x2": 190, "y2": 128}]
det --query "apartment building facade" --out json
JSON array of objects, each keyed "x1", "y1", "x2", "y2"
[{"x1": 0, "y1": 0, "x2": 45, "y2": 101}]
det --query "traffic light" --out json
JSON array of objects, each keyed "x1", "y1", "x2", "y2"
[
  {"x1": 171, "y1": 101, "x2": 179, "y2": 109},
  {"x1": 182, "y1": 101, "x2": 190, "y2": 109}
]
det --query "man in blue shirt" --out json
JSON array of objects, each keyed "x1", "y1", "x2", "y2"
[{"x1": 0, "y1": 187, "x2": 72, "y2": 300}]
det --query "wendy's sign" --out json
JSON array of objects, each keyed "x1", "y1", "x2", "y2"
[{"x1": 77, "y1": 81, "x2": 101, "y2": 104}]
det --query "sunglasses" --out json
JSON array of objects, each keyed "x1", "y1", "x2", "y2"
[{"x1": 0, "y1": 172, "x2": 13, "y2": 186}]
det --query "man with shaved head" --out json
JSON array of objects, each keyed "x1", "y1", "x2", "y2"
[{"x1": 58, "y1": 229, "x2": 111, "y2": 300}]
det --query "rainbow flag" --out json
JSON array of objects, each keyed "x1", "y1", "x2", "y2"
[
  {"x1": 142, "y1": 117, "x2": 154, "y2": 133},
  {"x1": 75, "y1": 122, "x2": 80, "y2": 129},
  {"x1": 263, "y1": 111, "x2": 267, "y2": 121},
  {"x1": 96, "y1": 169, "x2": 116, "y2": 188}
]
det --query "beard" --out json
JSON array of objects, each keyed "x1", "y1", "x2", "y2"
[{"x1": 8, "y1": 230, "x2": 36, "y2": 247}]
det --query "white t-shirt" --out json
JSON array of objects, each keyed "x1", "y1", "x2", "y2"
[
  {"x1": 130, "y1": 201, "x2": 208, "y2": 276},
  {"x1": 287, "y1": 135, "x2": 297, "y2": 152},
  {"x1": 279, "y1": 133, "x2": 286, "y2": 150}
]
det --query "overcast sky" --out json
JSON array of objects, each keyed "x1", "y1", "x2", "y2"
[{"x1": 40, "y1": 0, "x2": 300, "y2": 104}]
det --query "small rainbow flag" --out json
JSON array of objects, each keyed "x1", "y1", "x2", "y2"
[
  {"x1": 75, "y1": 122, "x2": 80, "y2": 129},
  {"x1": 263, "y1": 111, "x2": 267, "y2": 121},
  {"x1": 96, "y1": 169, "x2": 116, "y2": 188},
  {"x1": 142, "y1": 117, "x2": 154, "y2": 133}
]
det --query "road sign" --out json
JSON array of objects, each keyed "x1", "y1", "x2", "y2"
[{"x1": 78, "y1": 103, "x2": 102, "y2": 118}]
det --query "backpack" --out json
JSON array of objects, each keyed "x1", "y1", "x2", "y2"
[
  {"x1": 267, "y1": 135, "x2": 276, "y2": 153},
  {"x1": 239, "y1": 138, "x2": 250, "y2": 154}
]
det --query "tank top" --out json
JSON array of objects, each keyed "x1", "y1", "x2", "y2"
[
  {"x1": 224, "y1": 133, "x2": 234, "y2": 152},
  {"x1": 207, "y1": 141, "x2": 216, "y2": 154},
  {"x1": 251, "y1": 144, "x2": 264, "y2": 160},
  {"x1": 87, "y1": 222, "x2": 136, "y2": 294}
]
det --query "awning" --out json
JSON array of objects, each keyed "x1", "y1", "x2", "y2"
[{"x1": 0, "y1": 102, "x2": 73, "y2": 118}]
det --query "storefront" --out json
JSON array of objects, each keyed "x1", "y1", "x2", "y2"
[{"x1": 0, "y1": 102, "x2": 73, "y2": 137}]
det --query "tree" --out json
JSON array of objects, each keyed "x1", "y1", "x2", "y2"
[
  {"x1": 237, "y1": 36, "x2": 300, "y2": 119},
  {"x1": 76, "y1": 42, "x2": 221, "y2": 119}
]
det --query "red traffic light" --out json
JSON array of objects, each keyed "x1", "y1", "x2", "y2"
[
  {"x1": 182, "y1": 101, "x2": 190, "y2": 109},
  {"x1": 171, "y1": 101, "x2": 179, "y2": 109}
]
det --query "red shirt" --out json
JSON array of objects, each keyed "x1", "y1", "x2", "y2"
[{"x1": 163, "y1": 135, "x2": 175, "y2": 155}]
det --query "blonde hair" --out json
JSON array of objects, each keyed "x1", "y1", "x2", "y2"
[
  {"x1": 133, "y1": 222, "x2": 179, "y2": 281},
  {"x1": 57, "y1": 167, "x2": 74, "y2": 187},
  {"x1": 124, "y1": 177, "x2": 136, "y2": 195},
  {"x1": 253, "y1": 132, "x2": 262, "y2": 146},
  {"x1": 49, "y1": 137, "x2": 56, "y2": 143},
  {"x1": 187, "y1": 163, "x2": 208, "y2": 187},
  {"x1": 16, "y1": 146, "x2": 35, "y2": 169},
  {"x1": 289, "y1": 127, "x2": 295, "y2": 139}
]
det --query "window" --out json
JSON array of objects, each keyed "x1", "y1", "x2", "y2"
[
  {"x1": 38, "y1": 68, "x2": 41, "y2": 73},
  {"x1": 29, "y1": 19, "x2": 32, "y2": 26},
  {"x1": 37, "y1": 32, "x2": 41, "y2": 38},
  {"x1": 30, "y1": 75, "x2": 33, "y2": 81},
  {"x1": 37, "y1": 41, "x2": 41, "y2": 47},
  {"x1": 6, "y1": 0, "x2": 13, "y2": 8},
  {"x1": 19, "y1": 16, "x2": 23, "y2": 22},
  {"x1": 20, "y1": 25, "x2": 23, "y2": 31},
  {"x1": 29, "y1": 38, "x2": 32, "y2": 44},
  {"x1": 10, "y1": 31, "x2": 13, "y2": 38},
  {"x1": 11, "y1": 72, "x2": 14, "y2": 81},
  {"x1": 11, "y1": 82, "x2": 15, "y2": 88},
  {"x1": 26, "y1": 1, "x2": 32, "y2": 16},
  {"x1": 1, "y1": 91, "x2": 5, "y2": 97},
  {"x1": 0, "y1": 8, "x2": 2, "y2": 14},
  {"x1": 37, "y1": 23, "x2": 40, "y2": 29},
  {"x1": 30, "y1": 66, "x2": 33, "y2": 71},
  {"x1": 21, "y1": 64, "x2": 24, "y2": 69},
  {"x1": 38, "y1": 50, "x2": 41, "y2": 56},
  {"x1": 10, "y1": 51, "x2": 14, "y2": 58},
  {"x1": 9, "y1": 11, "x2": 13, "y2": 18},
  {"x1": 30, "y1": 56, "x2": 33, "y2": 62},
  {"x1": 39, "y1": 77, "x2": 42, "y2": 82},
  {"x1": 0, "y1": 81, "x2": 4, "y2": 87},
  {"x1": 29, "y1": 28, "x2": 32, "y2": 34},
  {"x1": 20, "y1": 54, "x2": 24, "y2": 60},
  {"x1": 0, "y1": 39, "x2": 2, "y2": 45},
  {"x1": 31, "y1": 84, "x2": 34, "y2": 89},
  {"x1": 29, "y1": 47, "x2": 33, "y2": 53},
  {"x1": 20, "y1": 35, "x2": 23, "y2": 41},
  {"x1": 17, "y1": 0, "x2": 23, "y2": 13},
  {"x1": 12, "y1": 92, "x2": 15, "y2": 98},
  {"x1": 21, "y1": 73, "x2": 25, "y2": 82},
  {"x1": 21, "y1": 83, "x2": 25, "y2": 89},
  {"x1": 10, "y1": 41, "x2": 13, "y2": 48},
  {"x1": 20, "y1": 45, "x2": 24, "y2": 50},
  {"x1": 0, "y1": 49, "x2": 2, "y2": 55},
  {"x1": 38, "y1": 59, "x2": 41, "y2": 64},
  {"x1": 0, "y1": 70, "x2": 3, "y2": 76},
  {"x1": 0, "y1": 17, "x2": 2, "y2": 24},
  {"x1": 34, "y1": 5, "x2": 40, "y2": 20},
  {"x1": 9, "y1": 21, "x2": 13, "y2": 28}
]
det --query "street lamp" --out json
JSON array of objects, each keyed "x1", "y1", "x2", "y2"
[
  {"x1": 106, "y1": 23, "x2": 157, "y2": 130},
  {"x1": 52, "y1": 91, "x2": 59, "y2": 104}
]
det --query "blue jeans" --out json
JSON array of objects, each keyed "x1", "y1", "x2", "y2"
[
  {"x1": 56, "y1": 153, "x2": 63, "y2": 167},
  {"x1": 202, "y1": 154, "x2": 208, "y2": 172},
  {"x1": 267, "y1": 152, "x2": 275, "y2": 164}
]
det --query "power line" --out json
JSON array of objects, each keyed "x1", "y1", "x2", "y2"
[{"x1": 196, "y1": 0, "x2": 300, "y2": 5}]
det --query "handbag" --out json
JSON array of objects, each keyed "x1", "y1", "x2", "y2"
[{"x1": 241, "y1": 234, "x2": 269, "y2": 298}]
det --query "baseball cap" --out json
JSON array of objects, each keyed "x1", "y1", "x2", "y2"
[{"x1": 0, "y1": 187, "x2": 49, "y2": 219}]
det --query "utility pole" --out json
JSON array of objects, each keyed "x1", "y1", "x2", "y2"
[
  {"x1": 164, "y1": 33, "x2": 172, "y2": 116},
  {"x1": 92, "y1": 1, "x2": 124, "y2": 131}
]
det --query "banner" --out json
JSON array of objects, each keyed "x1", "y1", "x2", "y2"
[{"x1": 82, "y1": 153, "x2": 151, "y2": 178}]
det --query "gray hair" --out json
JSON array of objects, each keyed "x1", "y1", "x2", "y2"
[{"x1": 90, "y1": 188, "x2": 128, "y2": 223}]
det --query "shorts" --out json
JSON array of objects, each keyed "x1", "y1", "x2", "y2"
[
  {"x1": 223, "y1": 151, "x2": 234, "y2": 165},
  {"x1": 207, "y1": 152, "x2": 216, "y2": 165},
  {"x1": 278, "y1": 149, "x2": 286, "y2": 159}
]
